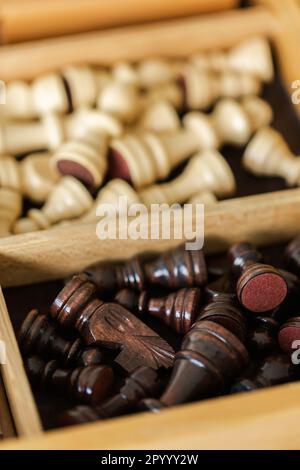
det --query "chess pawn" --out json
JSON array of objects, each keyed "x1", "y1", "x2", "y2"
[
  {"x1": 182, "y1": 97, "x2": 273, "y2": 150},
  {"x1": 278, "y1": 317, "x2": 300, "y2": 354},
  {"x1": 190, "y1": 37, "x2": 274, "y2": 83},
  {"x1": 179, "y1": 65, "x2": 261, "y2": 111},
  {"x1": 60, "y1": 366, "x2": 160, "y2": 426},
  {"x1": 3, "y1": 80, "x2": 36, "y2": 120},
  {"x1": 205, "y1": 275, "x2": 237, "y2": 303},
  {"x1": 19, "y1": 309, "x2": 104, "y2": 367},
  {"x1": 243, "y1": 127, "x2": 300, "y2": 185},
  {"x1": 97, "y1": 81, "x2": 141, "y2": 124},
  {"x1": 20, "y1": 152, "x2": 60, "y2": 203},
  {"x1": 231, "y1": 354, "x2": 295, "y2": 393},
  {"x1": 142, "y1": 82, "x2": 183, "y2": 110},
  {"x1": 188, "y1": 190, "x2": 217, "y2": 205},
  {"x1": 112, "y1": 62, "x2": 139, "y2": 86},
  {"x1": 138, "y1": 100, "x2": 180, "y2": 134},
  {"x1": 285, "y1": 236, "x2": 300, "y2": 276},
  {"x1": 62, "y1": 65, "x2": 99, "y2": 110},
  {"x1": 115, "y1": 287, "x2": 203, "y2": 334},
  {"x1": 13, "y1": 176, "x2": 93, "y2": 234},
  {"x1": 229, "y1": 242, "x2": 288, "y2": 313},
  {"x1": 50, "y1": 275, "x2": 174, "y2": 372},
  {"x1": 0, "y1": 187, "x2": 22, "y2": 237},
  {"x1": 159, "y1": 320, "x2": 249, "y2": 406},
  {"x1": 144, "y1": 243, "x2": 207, "y2": 289},
  {"x1": 52, "y1": 107, "x2": 124, "y2": 188},
  {"x1": 85, "y1": 255, "x2": 147, "y2": 293},
  {"x1": 80, "y1": 179, "x2": 140, "y2": 224},
  {"x1": 139, "y1": 150, "x2": 236, "y2": 206},
  {"x1": 0, "y1": 155, "x2": 21, "y2": 190},
  {"x1": 110, "y1": 115, "x2": 232, "y2": 189},
  {"x1": 25, "y1": 355, "x2": 114, "y2": 406},
  {"x1": 197, "y1": 300, "x2": 246, "y2": 341},
  {"x1": 137, "y1": 58, "x2": 175, "y2": 88},
  {"x1": 247, "y1": 316, "x2": 279, "y2": 357}
]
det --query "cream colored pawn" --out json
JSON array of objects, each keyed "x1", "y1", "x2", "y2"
[
  {"x1": 0, "y1": 188, "x2": 22, "y2": 237},
  {"x1": 183, "y1": 96, "x2": 273, "y2": 149},
  {"x1": 191, "y1": 37, "x2": 274, "y2": 83},
  {"x1": 243, "y1": 127, "x2": 300, "y2": 186},
  {"x1": 97, "y1": 81, "x2": 141, "y2": 124},
  {"x1": 80, "y1": 179, "x2": 141, "y2": 224},
  {"x1": 137, "y1": 58, "x2": 176, "y2": 88},
  {"x1": 142, "y1": 83, "x2": 183, "y2": 110},
  {"x1": 180, "y1": 65, "x2": 261, "y2": 110},
  {"x1": 110, "y1": 111, "x2": 225, "y2": 188},
  {"x1": 20, "y1": 153, "x2": 60, "y2": 204},
  {"x1": 139, "y1": 150, "x2": 235, "y2": 206},
  {"x1": 14, "y1": 176, "x2": 93, "y2": 234},
  {"x1": 1, "y1": 81, "x2": 35, "y2": 121},
  {"x1": 52, "y1": 111, "x2": 123, "y2": 188},
  {"x1": 188, "y1": 191, "x2": 218, "y2": 205},
  {"x1": 138, "y1": 100, "x2": 180, "y2": 133},
  {"x1": 0, "y1": 155, "x2": 21, "y2": 190},
  {"x1": 112, "y1": 62, "x2": 138, "y2": 86}
]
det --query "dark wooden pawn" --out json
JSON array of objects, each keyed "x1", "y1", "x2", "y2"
[
  {"x1": 247, "y1": 316, "x2": 279, "y2": 357},
  {"x1": 278, "y1": 317, "x2": 300, "y2": 354},
  {"x1": 144, "y1": 244, "x2": 207, "y2": 290},
  {"x1": 138, "y1": 398, "x2": 164, "y2": 413},
  {"x1": 25, "y1": 356, "x2": 114, "y2": 406},
  {"x1": 84, "y1": 256, "x2": 146, "y2": 294},
  {"x1": 50, "y1": 276, "x2": 175, "y2": 373},
  {"x1": 229, "y1": 242, "x2": 287, "y2": 313},
  {"x1": 157, "y1": 320, "x2": 249, "y2": 407},
  {"x1": 115, "y1": 287, "x2": 202, "y2": 334},
  {"x1": 197, "y1": 300, "x2": 246, "y2": 341},
  {"x1": 272, "y1": 270, "x2": 300, "y2": 323},
  {"x1": 205, "y1": 275, "x2": 236, "y2": 303},
  {"x1": 285, "y1": 236, "x2": 300, "y2": 277},
  {"x1": 19, "y1": 309, "x2": 103, "y2": 367},
  {"x1": 231, "y1": 354, "x2": 297, "y2": 392},
  {"x1": 60, "y1": 366, "x2": 160, "y2": 426}
]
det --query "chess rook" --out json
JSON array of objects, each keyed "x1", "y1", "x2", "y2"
[
  {"x1": 14, "y1": 176, "x2": 93, "y2": 234},
  {"x1": 229, "y1": 242, "x2": 288, "y2": 313},
  {"x1": 25, "y1": 355, "x2": 114, "y2": 406},
  {"x1": 139, "y1": 150, "x2": 236, "y2": 206},
  {"x1": 60, "y1": 366, "x2": 160, "y2": 426},
  {"x1": 19, "y1": 309, "x2": 103, "y2": 367}
]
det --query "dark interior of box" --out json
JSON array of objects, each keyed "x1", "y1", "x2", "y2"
[{"x1": 3, "y1": 59, "x2": 300, "y2": 433}]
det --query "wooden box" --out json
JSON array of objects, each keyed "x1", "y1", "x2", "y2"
[{"x1": 1, "y1": 1, "x2": 300, "y2": 449}]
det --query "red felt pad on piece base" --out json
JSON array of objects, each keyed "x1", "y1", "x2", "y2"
[
  {"x1": 240, "y1": 273, "x2": 288, "y2": 313},
  {"x1": 278, "y1": 319, "x2": 300, "y2": 354},
  {"x1": 109, "y1": 149, "x2": 132, "y2": 183},
  {"x1": 57, "y1": 160, "x2": 95, "y2": 188}
]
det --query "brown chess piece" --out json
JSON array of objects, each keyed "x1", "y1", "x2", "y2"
[
  {"x1": 115, "y1": 287, "x2": 203, "y2": 334},
  {"x1": 204, "y1": 274, "x2": 236, "y2": 303},
  {"x1": 84, "y1": 256, "x2": 147, "y2": 293},
  {"x1": 139, "y1": 150, "x2": 236, "y2": 206},
  {"x1": 229, "y1": 242, "x2": 288, "y2": 313},
  {"x1": 50, "y1": 275, "x2": 174, "y2": 373},
  {"x1": 243, "y1": 127, "x2": 300, "y2": 186},
  {"x1": 19, "y1": 309, "x2": 103, "y2": 367},
  {"x1": 197, "y1": 300, "x2": 246, "y2": 341},
  {"x1": 231, "y1": 354, "x2": 296, "y2": 393},
  {"x1": 156, "y1": 320, "x2": 249, "y2": 406},
  {"x1": 285, "y1": 236, "x2": 300, "y2": 277},
  {"x1": 25, "y1": 355, "x2": 114, "y2": 406},
  {"x1": 278, "y1": 317, "x2": 300, "y2": 354},
  {"x1": 14, "y1": 176, "x2": 93, "y2": 234},
  {"x1": 247, "y1": 316, "x2": 279, "y2": 358},
  {"x1": 144, "y1": 243, "x2": 207, "y2": 290},
  {"x1": 60, "y1": 366, "x2": 160, "y2": 426}
]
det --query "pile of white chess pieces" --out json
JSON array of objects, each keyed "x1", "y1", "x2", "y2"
[{"x1": 0, "y1": 36, "x2": 292, "y2": 237}]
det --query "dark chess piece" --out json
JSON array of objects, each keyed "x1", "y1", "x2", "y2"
[
  {"x1": 247, "y1": 316, "x2": 279, "y2": 357},
  {"x1": 60, "y1": 366, "x2": 160, "y2": 426},
  {"x1": 278, "y1": 317, "x2": 300, "y2": 354},
  {"x1": 231, "y1": 354, "x2": 296, "y2": 392},
  {"x1": 271, "y1": 270, "x2": 300, "y2": 323},
  {"x1": 19, "y1": 309, "x2": 103, "y2": 367},
  {"x1": 205, "y1": 274, "x2": 236, "y2": 303},
  {"x1": 229, "y1": 242, "x2": 287, "y2": 313},
  {"x1": 285, "y1": 236, "x2": 300, "y2": 277},
  {"x1": 25, "y1": 355, "x2": 114, "y2": 406},
  {"x1": 84, "y1": 256, "x2": 146, "y2": 294},
  {"x1": 155, "y1": 320, "x2": 249, "y2": 407},
  {"x1": 50, "y1": 276, "x2": 175, "y2": 373},
  {"x1": 197, "y1": 300, "x2": 246, "y2": 341},
  {"x1": 115, "y1": 287, "x2": 202, "y2": 334},
  {"x1": 138, "y1": 398, "x2": 165, "y2": 413},
  {"x1": 144, "y1": 244, "x2": 207, "y2": 289}
]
